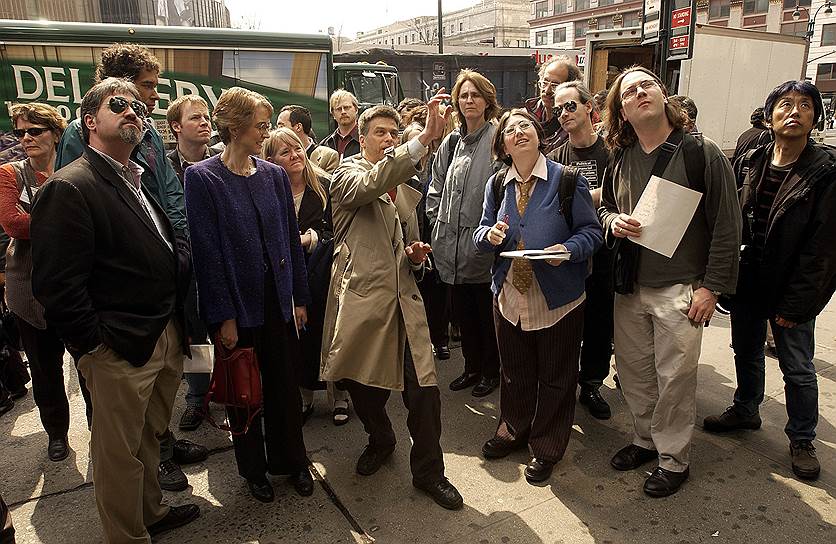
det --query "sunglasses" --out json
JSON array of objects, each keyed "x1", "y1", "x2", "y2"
[
  {"x1": 13, "y1": 127, "x2": 50, "y2": 138},
  {"x1": 503, "y1": 120, "x2": 533, "y2": 136},
  {"x1": 108, "y1": 96, "x2": 147, "y2": 118},
  {"x1": 554, "y1": 100, "x2": 578, "y2": 117}
]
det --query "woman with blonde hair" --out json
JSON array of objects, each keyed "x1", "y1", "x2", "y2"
[
  {"x1": 0, "y1": 102, "x2": 92, "y2": 461},
  {"x1": 426, "y1": 68, "x2": 503, "y2": 397},
  {"x1": 185, "y1": 87, "x2": 313, "y2": 502},
  {"x1": 262, "y1": 127, "x2": 351, "y2": 427}
]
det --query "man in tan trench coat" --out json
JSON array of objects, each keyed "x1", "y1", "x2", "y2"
[{"x1": 320, "y1": 95, "x2": 463, "y2": 510}]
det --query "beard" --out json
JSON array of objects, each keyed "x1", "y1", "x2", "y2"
[{"x1": 118, "y1": 124, "x2": 142, "y2": 145}]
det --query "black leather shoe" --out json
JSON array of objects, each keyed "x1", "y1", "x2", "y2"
[
  {"x1": 147, "y1": 503, "x2": 200, "y2": 537},
  {"x1": 482, "y1": 437, "x2": 524, "y2": 459},
  {"x1": 435, "y1": 345, "x2": 451, "y2": 360},
  {"x1": 472, "y1": 376, "x2": 499, "y2": 397},
  {"x1": 47, "y1": 436, "x2": 69, "y2": 462},
  {"x1": 449, "y1": 372, "x2": 479, "y2": 391},
  {"x1": 178, "y1": 405, "x2": 203, "y2": 431},
  {"x1": 413, "y1": 477, "x2": 463, "y2": 510},
  {"x1": 173, "y1": 439, "x2": 208, "y2": 465},
  {"x1": 0, "y1": 396, "x2": 13, "y2": 418},
  {"x1": 524, "y1": 457, "x2": 555, "y2": 483},
  {"x1": 247, "y1": 477, "x2": 274, "y2": 502},
  {"x1": 9, "y1": 387, "x2": 28, "y2": 400},
  {"x1": 610, "y1": 444, "x2": 657, "y2": 471},
  {"x1": 643, "y1": 466, "x2": 689, "y2": 497},
  {"x1": 578, "y1": 387, "x2": 612, "y2": 419},
  {"x1": 290, "y1": 468, "x2": 314, "y2": 496},
  {"x1": 158, "y1": 459, "x2": 188, "y2": 492},
  {"x1": 703, "y1": 406, "x2": 761, "y2": 433},
  {"x1": 356, "y1": 444, "x2": 395, "y2": 476}
]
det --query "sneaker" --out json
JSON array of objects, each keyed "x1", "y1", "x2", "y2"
[
  {"x1": 158, "y1": 459, "x2": 188, "y2": 492},
  {"x1": 703, "y1": 406, "x2": 761, "y2": 433},
  {"x1": 178, "y1": 405, "x2": 203, "y2": 431},
  {"x1": 790, "y1": 440, "x2": 820, "y2": 480}
]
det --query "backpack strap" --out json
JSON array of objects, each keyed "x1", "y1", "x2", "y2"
[
  {"x1": 446, "y1": 130, "x2": 461, "y2": 174},
  {"x1": 681, "y1": 132, "x2": 706, "y2": 195},
  {"x1": 559, "y1": 165, "x2": 578, "y2": 230},
  {"x1": 491, "y1": 166, "x2": 509, "y2": 219}
]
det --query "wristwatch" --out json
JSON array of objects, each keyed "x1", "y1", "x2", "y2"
[{"x1": 710, "y1": 290, "x2": 722, "y2": 298}]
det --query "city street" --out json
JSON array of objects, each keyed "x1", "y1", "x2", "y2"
[{"x1": 2, "y1": 301, "x2": 834, "y2": 544}]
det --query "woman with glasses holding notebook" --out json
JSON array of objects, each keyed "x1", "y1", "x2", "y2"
[
  {"x1": 473, "y1": 108, "x2": 602, "y2": 485},
  {"x1": 0, "y1": 102, "x2": 82, "y2": 462}
]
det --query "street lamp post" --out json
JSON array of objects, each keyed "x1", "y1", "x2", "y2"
[{"x1": 794, "y1": 0, "x2": 833, "y2": 41}]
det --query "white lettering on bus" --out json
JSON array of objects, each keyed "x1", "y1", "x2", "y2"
[
  {"x1": 13, "y1": 65, "x2": 43, "y2": 100},
  {"x1": 175, "y1": 80, "x2": 200, "y2": 98},
  {"x1": 44, "y1": 67, "x2": 70, "y2": 103},
  {"x1": 69, "y1": 68, "x2": 83, "y2": 104}
]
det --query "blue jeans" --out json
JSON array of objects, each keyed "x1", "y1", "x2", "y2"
[
  {"x1": 731, "y1": 303, "x2": 818, "y2": 442},
  {"x1": 185, "y1": 372, "x2": 211, "y2": 408}
]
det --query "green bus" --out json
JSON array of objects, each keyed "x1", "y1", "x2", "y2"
[{"x1": 0, "y1": 19, "x2": 401, "y2": 162}]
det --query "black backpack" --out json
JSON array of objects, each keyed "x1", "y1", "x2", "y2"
[{"x1": 491, "y1": 164, "x2": 580, "y2": 229}]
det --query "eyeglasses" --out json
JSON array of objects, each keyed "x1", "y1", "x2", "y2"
[
  {"x1": 554, "y1": 100, "x2": 578, "y2": 117},
  {"x1": 254, "y1": 122, "x2": 272, "y2": 133},
  {"x1": 539, "y1": 78, "x2": 562, "y2": 90},
  {"x1": 13, "y1": 127, "x2": 50, "y2": 138},
  {"x1": 620, "y1": 79, "x2": 658, "y2": 101},
  {"x1": 503, "y1": 120, "x2": 533, "y2": 136},
  {"x1": 108, "y1": 96, "x2": 147, "y2": 118}
]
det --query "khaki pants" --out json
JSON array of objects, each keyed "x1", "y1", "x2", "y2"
[
  {"x1": 78, "y1": 321, "x2": 183, "y2": 544},
  {"x1": 613, "y1": 284, "x2": 702, "y2": 472}
]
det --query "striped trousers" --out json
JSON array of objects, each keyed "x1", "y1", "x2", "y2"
[{"x1": 493, "y1": 299, "x2": 585, "y2": 462}]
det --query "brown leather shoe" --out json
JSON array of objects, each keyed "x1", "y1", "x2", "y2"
[
  {"x1": 703, "y1": 406, "x2": 761, "y2": 433},
  {"x1": 643, "y1": 466, "x2": 689, "y2": 497},
  {"x1": 147, "y1": 504, "x2": 200, "y2": 536},
  {"x1": 790, "y1": 440, "x2": 820, "y2": 481}
]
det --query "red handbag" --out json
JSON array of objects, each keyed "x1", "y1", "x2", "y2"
[{"x1": 202, "y1": 336, "x2": 263, "y2": 436}]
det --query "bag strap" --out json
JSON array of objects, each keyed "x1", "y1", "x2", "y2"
[
  {"x1": 491, "y1": 166, "x2": 509, "y2": 218},
  {"x1": 8, "y1": 160, "x2": 36, "y2": 212},
  {"x1": 559, "y1": 165, "x2": 578, "y2": 230},
  {"x1": 446, "y1": 130, "x2": 461, "y2": 173}
]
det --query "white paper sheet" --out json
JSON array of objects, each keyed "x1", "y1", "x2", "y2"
[{"x1": 631, "y1": 175, "x2": 702, "y2": 258}]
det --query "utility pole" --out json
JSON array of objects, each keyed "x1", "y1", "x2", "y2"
[{"x1": 438, "y1": 0, "x2": 444, "y2": 54}]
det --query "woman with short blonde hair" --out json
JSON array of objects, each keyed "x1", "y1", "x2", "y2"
[
  {"x1": 212, "y1": 87, "x2": 273, "y2": 145},
  {"x1": 262, "y1": 127, "x2": 352, "y2": 427}
]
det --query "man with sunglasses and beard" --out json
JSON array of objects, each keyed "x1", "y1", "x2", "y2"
[
  {"x1": 55, "y1": 42, "x2": 208, "y2": 494},
  {"x1": 31, "y1": 78, "x2": 199, "y2": 542},
  {"x1": 549, "y1": 81, "x2": 615, "y2": 421}
]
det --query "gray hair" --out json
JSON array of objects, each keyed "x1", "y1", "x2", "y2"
[
  {"x1": 538, "y1": 56, "x2": 581, "y2": 82},
  {"x1": 80, "y1": 77, "x2": 140, "y2": 143}
]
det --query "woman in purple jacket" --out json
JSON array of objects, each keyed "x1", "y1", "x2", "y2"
[
  {"x1": 473, "y1": 109, "x2": 602, "y2": 485},
  {"x1": 184, "y1": 87, "x2": 312, "y2": 503}
]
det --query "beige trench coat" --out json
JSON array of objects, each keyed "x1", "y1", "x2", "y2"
[{"x1": 320, "y1": 144, "x2": 437, "y2": 391}]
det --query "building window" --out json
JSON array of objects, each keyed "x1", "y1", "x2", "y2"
[
  {"x1": 817, "y1": 63, "x2": 836, "y2": 80},
  {"x1": 459, "y1": 22, "x2": 463, "y2": 31},
  {"x1": 553, "y1": 27, "x2": 567, "y2": 42},
  {"x1": 623, "y1": 11, "x2": 641, "y2": 27},
  {"x1": 575, "y1": 19, "x2": 588, "y2": 38},
  {"x1": 575, "y1": 0, "x2": 591, "y2": 11},
  {"x1": 535, "y1": 1, "x2": 549, "y2": 19},
  {"x1": 781, "y1": 22, "x2": 807, "y2": 37},
  {"x1": 709, "y1": 0, "x2": 730, "y2": 19},
  {"x1": 599, "y1": 0, "x2": 616, "y2": 6},
  {"x1": 823, "y1": 23, "x2": 836, "y2": 45},
  {"x1": 599, "y1": 17, "x2": 614, "y2": 29},
  {"x1": 536, "y1": 30, "x2": 548, "y2": 45},
  {"x1": 555, "y1": 0, "x2": 568, "y2": 14},
  {"x1": 783, "y1": 0, "x2": 811, "y2": 8},
  {"x1": 743, "y1": 0, "x2": 768, "y2": 15}
]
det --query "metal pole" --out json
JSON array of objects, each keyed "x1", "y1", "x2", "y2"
[{"x1": 438, "y1": 0, "x2": 444, "y2": 54}]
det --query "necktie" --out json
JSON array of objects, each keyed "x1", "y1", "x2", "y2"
[{"x1": 512, "y1": 178, "x2": 534, "y2": 294}]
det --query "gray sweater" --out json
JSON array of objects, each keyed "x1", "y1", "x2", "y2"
[
  {"x1": 426, "y1": 122, "x2": 499, "y2": 285},
  {"x1": 599, "y1": 136, "x2": 741, "y2": 294}
]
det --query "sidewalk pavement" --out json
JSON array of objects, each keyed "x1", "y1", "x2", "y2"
[{"x1": 2, "y1": 301, "x2": 834, "y2": 544}]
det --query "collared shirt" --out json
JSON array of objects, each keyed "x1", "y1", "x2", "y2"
[
  {"x1": 335, "y1": 125, "x2": 360, "y2": 158},
  {"x1": 89, "y1": 146, "x2": 173, "y2": 252},
  {"x1": 177, "y1": 145, "x2": 211, "y2": 171},
  {"x1": 498, "y1": 153, "x2": 584, "y2": 330}
]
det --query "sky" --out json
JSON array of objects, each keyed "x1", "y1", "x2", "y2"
[{"x1": 227, "y1": 0, "x2": 482, "y2": 37}]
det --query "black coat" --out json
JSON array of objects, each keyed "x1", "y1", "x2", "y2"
[
  {"x1": 296, "y1": 181, "x2": 333, "y2": 389},
  {"x1": 734, "y1": 141, "x2": 836, "y2": 323},
  {"x1": 31, "y1": 148, "x2": 191, "y2": 365}
]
